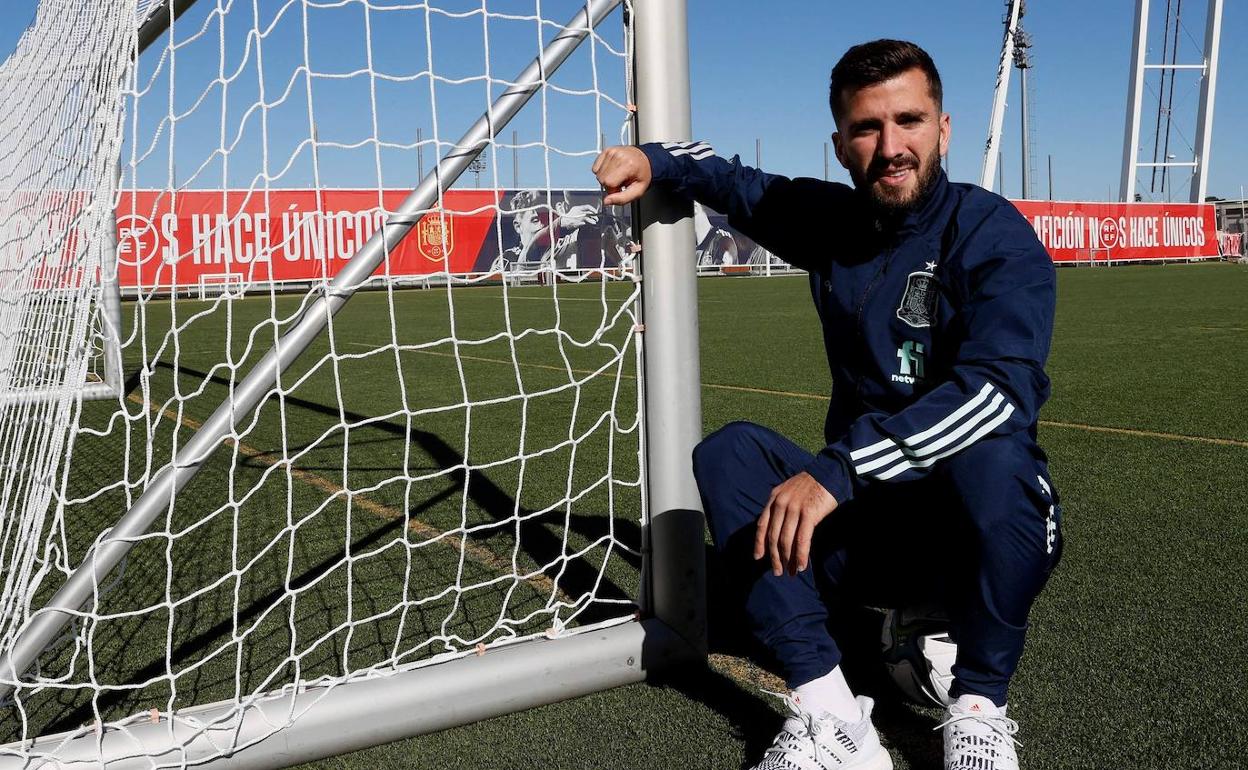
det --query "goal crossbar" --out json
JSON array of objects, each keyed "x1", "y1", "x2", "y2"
[{"x1": 0, "y1": 0, "x2": 627, "y2": 705}]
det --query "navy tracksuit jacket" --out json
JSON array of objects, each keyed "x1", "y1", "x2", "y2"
[{"x1": 642, "y1": 141, "x2": 1063, "y2": 705}]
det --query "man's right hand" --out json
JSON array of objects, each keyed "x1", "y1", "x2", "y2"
[{"x1": 592, "y1": 146, "x2": 652, "y2": 206}]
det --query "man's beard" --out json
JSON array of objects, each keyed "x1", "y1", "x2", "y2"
[{"x1": 850, "y1": 142, "x2": 942, "y2": 215}]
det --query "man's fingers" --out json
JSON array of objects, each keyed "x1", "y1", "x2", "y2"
[
  {"x1": 755, "y1": 490, "x2": 779, "y2": 560},
  {"x1": 602, "y1": 190, "x2": 634, "y2": 206},
  {"x1": 778, "y1": 507, "x2": 800, "y2": 576},
  {"x1": 592, "y1": 146, "x2": 650, "y2": 206},
  {"x1": 793, "y1": 516, "x2": 817, "y2": 574},
  {"x1": 767, "y1": 501, "x2": 787, "y2": 577},
  {"x1": 753, "y1": 506, "x2": 770, "y2": 561}
]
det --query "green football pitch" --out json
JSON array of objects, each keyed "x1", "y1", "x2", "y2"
[{"x1": 9, "y1": 263, "x2": 1247, "y2": 769}]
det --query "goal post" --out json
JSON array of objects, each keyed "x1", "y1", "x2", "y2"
[
  {"x1": 195, "y1": 272, "x2": 245, "y2": 300},
  {"x1": 633, "y1": 0, "x2": 707, "y2": 657},
  {"x1": 0, "y1": 0, "x2": 705, "y2": 767}
]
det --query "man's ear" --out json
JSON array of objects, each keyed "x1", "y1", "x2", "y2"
[
  {"x1": 831, "y1": 131, "x2": 850, "y2": 170},
  {"x1": 939, "y1": 112, "x2": 951, "y2": 157}
]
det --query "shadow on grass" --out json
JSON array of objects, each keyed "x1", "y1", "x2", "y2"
[
  {"x1": 654, "y1": 545, "x2": 944, "y2": 769},
  {"x1": 19, "y1": 360, "x2": 645, "y2": 739},
  {"x1": 152, "y1": 360, "x2": 641, "y2": 608}
]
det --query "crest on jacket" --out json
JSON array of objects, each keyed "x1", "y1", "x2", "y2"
[{"x1": 896, "y1": 270, "x2": 937, "y2": 328}]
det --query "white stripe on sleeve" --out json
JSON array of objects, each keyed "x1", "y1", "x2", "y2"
[
  {"x1": 669, "y1": 144, "x2": 715, "y2": 159},
  {"x1": 873, "y1": 403, "x2": 1016, "y2": 480},
  {"x1": 848, "y1": 382, "x2": 1017, "y2": 481},
  {"x1": 849, "y1": 382, "x2": 996, "y2": 463}
]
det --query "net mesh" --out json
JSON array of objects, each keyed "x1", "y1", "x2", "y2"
[{"x1": 0, "y1": 0, "x2": 642, "y2": 764}]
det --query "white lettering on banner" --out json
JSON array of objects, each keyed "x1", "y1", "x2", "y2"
[
  {"x1": 214, "y1": 214, "x2": 234, "y2": 264},
  {"x1": 281, "y1": 210, "x2": 301, "y2": 262},
  {"x1": 255, "y1": 213, "x2": 270, "y2": 259},
  {"x1": 233, "y1": 214, "x2": 253, "y2": 262},
  {"x1": 191, "y1": 213, "x2": 210, "y2": 265},
  {"x1": 1088, "y1": 217, "x2": 1125, "y2": 249},
  {"x1": 160, "y1": 213, "x2": 179, "y2": 264},
  {"x1": 1128, "y1": 216, "x2": 1158, "y2": 248},
  {"x1": 1161, "y1": 216, "x2": 1204, "y2": 247},
  {"x1": 1030, "y1": 215, "x2": 1087, "y2": 250}
]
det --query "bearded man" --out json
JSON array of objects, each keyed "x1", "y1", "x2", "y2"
[{"x1": 592, "y1": 39, "x2": 1062, "y2": 770}]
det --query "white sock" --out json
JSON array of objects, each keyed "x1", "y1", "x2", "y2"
[
  {"x1": 952, "y1": 693, "x2": 1007, "y2": 715},
  {"x1": 794, "y1": 666, "x2": 861, "y2": 722}
]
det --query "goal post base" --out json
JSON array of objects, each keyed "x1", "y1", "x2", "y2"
[{"x1": 0, "y1": 618, "x2": 697, "y2": 770}]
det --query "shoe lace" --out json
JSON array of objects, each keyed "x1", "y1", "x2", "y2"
[
  {"x1": 759, "y1": 689, "x2": 829, "y2": 767},
  {"x1": 935, "y1": 709, "x2": 1021, "y2": 762}
]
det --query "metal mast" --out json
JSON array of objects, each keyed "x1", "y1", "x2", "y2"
[
  {"x1": 980, "y1": 0, "x2": 1024, "y2": 191},
  {"x1": 1013, "y1": 21, "x2": 1033, "y2": 199},
  {"x1": 1120, "y1": 0, "x2": 1223, "y2": 203}
]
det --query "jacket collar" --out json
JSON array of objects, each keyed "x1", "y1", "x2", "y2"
[{"x1": 865, "y1": 169, "x2": 952, "y2": 241}]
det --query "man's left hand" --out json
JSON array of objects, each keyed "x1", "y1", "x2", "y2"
[
  {"x1": 556, "y1": 204, "x2": 600, "y2": 229},
  {"x1": 754, "y1": 472, "x2": 838, "y2": 577}
]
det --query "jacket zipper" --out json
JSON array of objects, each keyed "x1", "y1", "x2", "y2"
[{"x1": 854, "y1": 247, "x2": 895, "y2": 398}]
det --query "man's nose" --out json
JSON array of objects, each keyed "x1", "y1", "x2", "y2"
[{"x1": 878, "y1": 123, "x2": 905, "y2": 162}]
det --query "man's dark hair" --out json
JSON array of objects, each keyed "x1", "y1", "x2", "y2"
[{"x1": 829, "y1": 40, "x2": 943, "y2": 123}]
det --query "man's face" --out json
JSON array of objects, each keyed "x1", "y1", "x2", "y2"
[
  {"x1": 831, "y1": 68, "x2": 950, "y2": 213},
  {"x1": 512, "y1": 207, "x2": 551, "y2": 244}
]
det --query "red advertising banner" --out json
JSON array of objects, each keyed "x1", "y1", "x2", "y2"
[
  {"x1": 115, "y1": 190, "x2": 505, "y2": 290},
  {"x1": 110, "y1": 191, "x2": 1221, "y2": 291},
  {"x1": 114, "y1": 189, "x2": 633, "y2": 291},
  {"x1": 1009, "y1": 200, "x2": 1218, "y2": 263}
]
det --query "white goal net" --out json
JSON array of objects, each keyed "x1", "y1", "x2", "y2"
[{"x1": 0, "y1": 0, "x2": 656, "y2": 765}]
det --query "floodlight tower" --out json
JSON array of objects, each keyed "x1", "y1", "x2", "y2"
[
  {"x1": 1120, "y1": 0, "x2": 1223, "y2": 203},
  {"x1": 1013, "y1": 24, "x2": 1033, "y2": 199},
  {"x1": 981, "y1": 0, "x2": 1024, "y2": 193}
]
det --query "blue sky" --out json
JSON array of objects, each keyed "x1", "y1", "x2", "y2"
[{"x1": 2, "y1": 0, "x2": 1244, "y2": 201}]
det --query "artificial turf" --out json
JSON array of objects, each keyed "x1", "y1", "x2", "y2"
[
  {"x1": 9, "y1": 263, "x2": 1246, "y2": 769},
  {"x1": 308, "y1": 264, "x2": 1248, "y2": 770}
]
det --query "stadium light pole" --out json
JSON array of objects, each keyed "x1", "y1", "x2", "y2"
[
  {"x1": 634, "y1": 0, "x2": 707, "y2": 659},
  {"x1": 981, "y1": 0, "x2": 1022, "y2": 191},
  {"x1": 1190, "y1": 0, "x2": 1223, "y2": 203}
]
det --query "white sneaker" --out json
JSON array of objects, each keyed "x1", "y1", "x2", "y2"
[
  {"x1": 751, "y1": 692, "x2": 893, "y2": 770},
  {"x1": 937, "y1": 695, "x2": 1020, "y2": 770}
]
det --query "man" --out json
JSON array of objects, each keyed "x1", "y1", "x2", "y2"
[
  {"x1": 592, "y1": 40, "x2": 1061, "y2": 770},
  {"x1": 492, "y1": 189, "x2": 602, "y2": 274}
]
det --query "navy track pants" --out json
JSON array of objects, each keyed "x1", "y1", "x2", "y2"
[{"x1": 692, "y1": 421, "x2": 1062, "y2": 706}]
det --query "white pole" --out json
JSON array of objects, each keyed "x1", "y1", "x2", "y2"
[
  {"x1": 980, "y1": 0, "x2": 1022, "y2": 191},
  {"x1": 1120, "y1": 0, "x2": 1150, "y2": 202},
  {"x1": 1190, "y1": 0, "x2": 1223, "y2": 203},
  {"x1": 634, "y1": 0, "x2": 707, "y2": 656}
]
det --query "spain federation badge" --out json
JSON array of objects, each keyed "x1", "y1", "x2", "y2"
[
  {"x1": 896, "y1": 270, "x2": 937, "y2": 328},
  {"x1": 417, "y1": 214, "x2": 454, "y2": 262}
]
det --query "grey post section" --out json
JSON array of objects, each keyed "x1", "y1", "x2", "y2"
[
  {"x1": 136, "y1": 0, "x2": 200, "y2": 55},
  {"x1": 97, "y1": 171, "x2": 125, "y2": 399},
  {"x1": 0, "y1": 0, "x2": 624, "y2": 702},
  {"x1": 633, "y1": 0, "x2": 707, "y2": 658}
]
